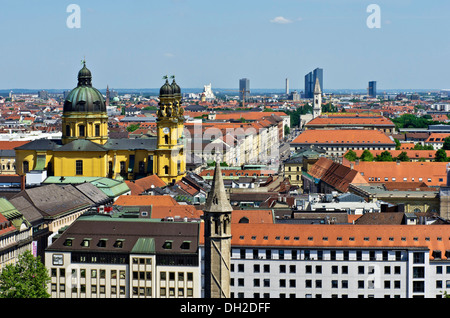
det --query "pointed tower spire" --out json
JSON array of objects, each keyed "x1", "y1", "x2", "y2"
[
  {"x1": 205, "y1": 161, "x2": 232, "y2": 213},
  {"x1": 314, "y1": 77, "x2": 321, "y2": 94}
]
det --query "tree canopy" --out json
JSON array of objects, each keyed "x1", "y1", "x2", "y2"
[{"x1": 0, "y1": 250, "x2": 50, "y2": 298}]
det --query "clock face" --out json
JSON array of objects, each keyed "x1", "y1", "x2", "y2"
[
  {"x1": 163, "y1": 127, "x2": 170, "y2": 134},
  {"x1": 53, "y1": 254, "x2": 64, "y2": 266}
]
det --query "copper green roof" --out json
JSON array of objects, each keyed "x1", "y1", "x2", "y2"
[
  {"x1": 131, "y1": 237, "x2": 156, "y2": 254},
  {"x1": 63, "y1": 62, "x2": 106, "y2": 113}
]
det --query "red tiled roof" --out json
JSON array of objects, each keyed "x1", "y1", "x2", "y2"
[
  {"x1": 150, "y1": 205, "x2": 203, "y2": 219},
  {"x1": 291, "y1": 129, "x2": 395, "y2": 145},
  {"x1": 198, "y1": 223, "x2": 450, "y2": 260},
  {"x1": 425, "y1": 133, "x2": 450, "y2": 143},
  {"x1": 0, "y1": 140, "x2": 30, "y2": 150},
  {"x1": 113, "y1": 195, "x2": 178, "y2": 207},
  {"x1": 343, "y1": 161, "x2": 448, "y2": 186},
  {"x1": 305, "y1": 115, "x2": 395, "y2": 127},
  {"x1": 231, "y1": 210, "x2": 275, "y2": 224}
]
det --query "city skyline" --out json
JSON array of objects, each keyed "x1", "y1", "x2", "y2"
[{"x1": 1, "y1": 0, "x2": 450, "y2": 90}]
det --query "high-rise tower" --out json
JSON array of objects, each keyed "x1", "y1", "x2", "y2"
[{"x1": 204, "y1": 161, "x2": 233, "y2": 298}]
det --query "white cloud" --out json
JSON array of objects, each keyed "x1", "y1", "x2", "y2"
[
  {"x1": 270, "y1": 16, "x2": 293, "y2": 24},
  {"x1": 164, "y1": 53, "x2": 175, "y2": 58}
]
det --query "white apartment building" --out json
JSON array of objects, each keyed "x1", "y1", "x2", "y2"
[{"x1": 227, "y1": 223, "x2": 450, "y2": 298}]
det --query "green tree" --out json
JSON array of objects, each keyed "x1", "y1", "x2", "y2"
[
  {"x1": 126, "y1": 124, "x2": 141, "y2": 132},
  {"x1": 395, "y1": 151, "x2": 409, "y2": 162},
  {"x1": 435, "y1": 149, "x2": 448, "y2": 162},
  {"x1": 360, "y1": 149, "x2": 374, "y2": 161},
  {"x1": 284, "y1": 125, "x2": 290, "y2": 136},
  {"x1": 344, "y1": 149, "x2": 358, "y2": 161},
  {"x1": 413, "y1": 143, "x2": 434, "y2": 150},
  {"x1": 394, "y1": 138, "x2": 401, "y2": 150},
  {"x1": 375, "y1": 150, "x2": 394, "y2": 162},
  {"x1": 0, "y1": 250, "x2": 50, "y2": 298},
  {"x1": 443, "y1": 137, "x2": 450, "y2": 150}
]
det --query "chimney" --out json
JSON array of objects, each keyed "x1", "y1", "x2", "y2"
[{"x1": 20, "y1": 174, "x2": 26, "y2": 191}]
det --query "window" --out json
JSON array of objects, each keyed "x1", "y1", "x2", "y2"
[
  {"x1": 66, "y1": 125, "x2": 71, "y2": 137},
  {"x1": 79, "y1": 125, "x2": 85, "y2": 137},
  {"x1": 413, "y1": 252, "x2": 425, "y2": 264},
  {"x1": 95, "y1": 124, "x2": 100, "y2": 137},
  {"x1": 23, "y1": 161, "x2": 29, "y2": 173},
  {"x1": 76, "y1": 160, "x2": 83, "y2": 175},
  {"x1": 181, "y1": 241, "x2": 191, "y2": 250},
  {"x1": 163, "y1": 241, "x2": 172, "y2": 249}
]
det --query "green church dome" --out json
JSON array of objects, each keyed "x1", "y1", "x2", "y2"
[
  {"x1": 171, "y1": 77, "x2": 181, "y2": 98},
  {"x1": 160, "y1": 77, "x2": 173, "y2": 97},
  {"x1": 63, "y1": 61, "x2": 106, "y2": 113}
]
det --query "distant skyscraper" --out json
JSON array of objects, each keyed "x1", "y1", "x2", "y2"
[
  {"x1": 368, "y1": 81, "x2": 377, "y2": 97},
  {"x1": 304, "y1": 68, "x2": 323, "y2": 98},
  {"x1": 239, "y1": 78, "x2": 250, "y2": 101},
  {"x1": 38, "y1": 90, "x2": 49, "y2": 100},
  {"x1": 285, "y1": 78, "x2": 289, "y2": 95}
]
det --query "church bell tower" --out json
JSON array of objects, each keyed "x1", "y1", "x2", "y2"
[
  {"x1": 204, "y1": 161, "x2": 232, "y2": 298},
  {"x1": 155, "y1": 76, "x2": 186, "y2": 184},
  {"x1": 313, "y1": 77, "x2": 322, "y2": 118}
]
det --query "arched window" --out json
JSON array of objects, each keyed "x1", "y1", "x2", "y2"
[
  {"x1": 66, "y1": 125, "x2": 71, "y2": 137},
  {"x1": 164, "y1": 135, "x2": 169, "y2": 144},
  {"x1": 79, "y1": 125, "x2": 85, "y2": 137},
  {"x1": 23, "y1": 161, "x2": 29, "y2": 173},
  {"x1": 95, "y1": 124, "x2": 100, "y2": 137},
  {"x1": 164, "y1": 165, "x2": 169, "y2": 174}
]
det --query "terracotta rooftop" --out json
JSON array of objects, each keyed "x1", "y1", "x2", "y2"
[
  {"x1": 343, "y1": 161, "x2": 448, "y2": 186},
  {"x1": 291, "y1": 129, "x2": 395, "y2": 145},
  {"x1": 227, "y1": 223, "x2": 450, "y2": 260},
  {"x1": 307, "y1": 157, "x2": 369, "y2": 192},
  {"x1": 425, "y1": 133, "x2": 450, "y2": 143},
  {"x1": 305, "y1": 115, "x2": 395, "y2": 127},
  {"x1": 113, "y1": 195, "x2": 178, "y2": 207}
]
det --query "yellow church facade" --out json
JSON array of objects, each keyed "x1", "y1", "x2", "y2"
[{"x1": 15, "y1": 63, "x2": 186, "y2": 184}]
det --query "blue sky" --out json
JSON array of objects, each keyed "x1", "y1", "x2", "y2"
[{"x1": 1, "y1": 0, "x2": 449, "y2": 91}]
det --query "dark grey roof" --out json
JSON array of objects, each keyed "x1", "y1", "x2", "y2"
[
  {"x1": 53, "y1": 139, "x2": 107, "y2": 152},
  {"x1": 104, "y1": 138, "x2": 157, "y2": 151},
  {"x1": 14, "y1": 139, "x2": 61, "y2": 151},
  {"x1": 10, "y1": 184, "x2": 92, "y2": 218},
  {"x1": 0, "y1": 149, "x2": 16, "y2": 157},
  {"x1": 46, "y1": 214, "x2": 200, "y2": 255},
  {"x1": 9, "y1": 195, "x2": 43, "y2": 225},
  {"x1": 75, "y1": 183, "x2": 111, "y2": 205}
]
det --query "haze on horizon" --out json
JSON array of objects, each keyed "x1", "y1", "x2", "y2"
[{"x1": 0, "y1": 0, "x2": 449, "y2": 91}]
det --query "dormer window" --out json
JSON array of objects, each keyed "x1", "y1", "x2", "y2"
[
  {"x1": 81, "y1": 238, "x2": 91, "y2": 247},
  {"x1": 163, "y1": 240, "x2": 173, "y2": 249}
]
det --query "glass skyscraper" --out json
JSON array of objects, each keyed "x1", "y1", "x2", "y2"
[
  {"x1": 239, "y1": 78, "x2": 250, "y2": 101},
  {"x1": 368, "y1": 81, "x2": 377, "y2": 97},
  {"x1": 304, "y1": 68, "x2": 323, "y2": 98}
]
